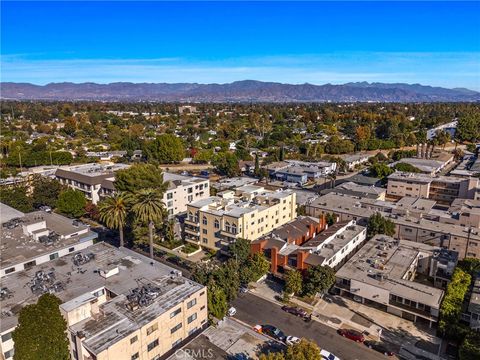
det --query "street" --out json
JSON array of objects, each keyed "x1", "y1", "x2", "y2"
[{"x1": 232, "y1": 293, "x2": 396, "y2": 360}]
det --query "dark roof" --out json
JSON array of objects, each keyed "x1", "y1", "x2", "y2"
[
  {"x1": 337, "y1": 174, "x2": 381, "y2": 187},
  {"x1": 55, "y1": 168, "x2": 114, "y2": 186},
  {"x1": 100, "y1": 178, "x2": 116, "y2": 190},
  {"x1": 304, "y1": 253, "x2": 326, "y2": 266},
  {"x1": 271, "y1": 216, "x2": 319, "y2": 241}
]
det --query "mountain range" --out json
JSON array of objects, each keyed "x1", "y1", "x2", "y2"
[{"x1": 1, "y1": 80, "x2": 479, "y2": 102}]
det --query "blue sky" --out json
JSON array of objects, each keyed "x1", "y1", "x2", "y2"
[{"x1": 1, "y1": 1, "x2": 479, "y2": 89}]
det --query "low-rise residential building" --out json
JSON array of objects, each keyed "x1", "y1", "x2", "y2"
[
  {"x1": 426, "y1": 120, "x2": 457, "y2": 140},
  {"x1": 387, "y1": 172, "x2": 479, "y2": 204},
  {"x1": 184, "y1": 186, "x2": 296, "y2": 250},
  {"x1": 342, "y1": 153, "x2": 371, "y2": 171},
  {"x1": 1, "y1": 204, "x2": 97, "y2": 278},
  {"x1": 391, "y1": 156, "x2": 454, "y2": 176},
  {"x1": 252, "y1": 218, "x2": 366, "y2": 274},
  {"x1": 433, "y1": 198, "x2": 480, "y2": 228},
  {"x1": 335, "y1": 236, "x2": 450, "y2": 327},
  {"x1": 0, "y1": 243, "x2": 207, "y2": 360},
  {"x1": 305, "y1": 193, "x2": 480, "y2": 259},
  {"x1": 464, "y1": 274, "x2": 480, "y2": 331},
  {"x1": 265, "y1": 160, "x2": 337, "y2": 185},
  {"x1": 55, "y1": 163, "x2": 130, "y2": 204},
  {"x1": 162, "y1": 173, "x2": 210, "y2": 217},
  {"x1": 321, "y1": 181, "x2": 386, "y2": 200}
]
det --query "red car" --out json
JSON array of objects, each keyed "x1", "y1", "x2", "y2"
[{"x1": 338, "y1": 328, "x2": 365, "y2": 342}]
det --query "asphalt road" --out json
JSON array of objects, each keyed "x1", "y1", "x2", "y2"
[{"x1": 232, "y1": 293, "x2": 395, "y2": 360}]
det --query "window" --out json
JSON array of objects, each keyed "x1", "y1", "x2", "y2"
[
  {"x1": 1, "y1": 332, "x2": 12, "y2": 342},
  {"x1": 202, "y1": 216, "x2": 208, "y2": 225},
  {"x1": 170, "y1": 308, "x2": 181, "y2": 318},
  {"x1": 187, "y1": 298, "x2": 197, "y2": 309},
  {"x1": 172, "y1": 338, "x2": 183, "y2": 348},
  {"x1": 188, "y1": 188, "x2": 193, "y2": 194},
  {"x1": 214, "y1": 219, "x2": 220, "y2": 229},
  {"x1": 49, "y1": 252, "x2": 59, "y2": 260},
  {"x1": 188, "y1": 313, "x2": 197, "y2": 324},
  {"x1": 200, "y1": 291, "x2": 205, "y2": 296},
  {"x1": 171, "y1": 323, "x2": 182, "y2": 334},
  {"x1": 5, "y1": 267, "x2": 15, "y2": 274},
  {"x1": 4, "y1": 350, "x2": 13, "y2": 359},
  {"x1": 147, "y1": 323, "x2": 158, "y2": 335},
  {"x1": 188, "y1": 195, "x2": 193, "y2": 202},
  {"x1": 225, "y1": 222, "x2": 231, "y2": 232},
  {"x1": 202, "y1": 229, "x2": 207, "y2": 234},
  {"x1": 24, "y1": 260, "x2": 36, "y2": 270},
  {"x1": 231, "y1": 224, "x2": 237, "y2": 234},
  {"x1": 130, "y1": 335, "x2": 138, "y2": 344},
  {"x1": 203, "y1": 238, "x2": 208, "y2": 244},
  {"x1": 167, "y1": 192, "x2": 173, "y2": 200},
  {"x1": 131, "y1": 353, "x2": 139, "y2": 360},
  {"x1": 93, "y1": 289, "x2": 105, "y2": 297},
  {"x1": 167, "y1": 201, "x2": 173, "y2": 208},
  {"x1": 68, "y1": 247, "x2": 75, "y2": 253},
  {"x1": 189, "y1": 327, "x2": 198, "y2": 336},
  {"x1": 147, "y1": 339, "x2": 159, "y2": 351}
]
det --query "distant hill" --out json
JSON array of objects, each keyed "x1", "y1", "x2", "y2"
[{"x1": 1, "y1": 80, "x2": 479, "y2": 102}]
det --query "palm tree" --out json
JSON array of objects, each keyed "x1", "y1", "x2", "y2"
[
  {"x1": 130, "y1": 189, "x2": 165, "y2": 259},
  {"x1": 98, "y1": 193, "x2": 129, "y2": 248}
]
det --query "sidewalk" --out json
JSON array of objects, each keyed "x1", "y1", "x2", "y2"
[{"x1": 250, "y1": 279, "x2": 444, "y2": 359}]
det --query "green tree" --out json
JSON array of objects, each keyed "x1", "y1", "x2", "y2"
[
  {"x1": 368, "y1": 163, "x2": 394, "y2": 179},
  {"x1": 207, "y1": 283, "x2": 228, "y2": 319},
  {"x1": 0, "y1": 185, "x2": 33, "y2": 212},
  {"x1": 459, "y1": 332, "x2": 480, "y2": 360},
  {"x1": 12, "y1": 294, "x2": 69, "y2": 360},
  {"x1": 254, "y1": 153, "x2": 260, "y2": 176},
  {"x1": 303, "y1": 265, "x2": 336, "y2": 297},
  {"x1": 325, "y1": 213, "x2": 336, "y2": 226},
  {"x1": 285, "y1": 339, "x2": 322, "y2": 360},
  {"x1": 56, "y1": 189, "x2": 86, "y2": 218},
  {"x1": 456, "y1": 113, "x2": 480, "y2": 143},
  {"x1": 435, "y1": 130, "x2": 451, "y2": 149},
  {"x1": 393, "y1": 162, "x2": 421, "y2": 173},
  {"x1": 213, "y1": 152, "x2": 240, "y2": 177},
  {"x1": 230, "y1": 238, "x2": 251, "y2": 264},
  {"x1": 285, "y1": 269, "x2": 303, "y2": 296},
  {"x1": 130, "y1": 189, "x2": 165, "y2": 259},
  {"x1": 31, "y1": 175, "x2": 64, "y2": 208},
  {"x1": 98, "y1": 193, "x2": 130, "y2": 247},
  {"x1": 146, "y1": 134, "x2": 185, "y2": 163},
  {"x1": 248, "y1": 253, "x2": 270, "y2": 281},
  {"x1": 259, "y1": 352, "x2": 286, "y2": 360},
  {"x1": 114, "y1": 163, "x2": 168, "y2": 194},
  {"x1": 367, "y1": 213, "x2": 396, "y2": 237}
]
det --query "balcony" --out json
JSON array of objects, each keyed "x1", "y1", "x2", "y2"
[
  {"x1": 184, "y1": 226, "x2": 200, "y2": 236},
  {"x1": 219, "y1": 230, "x2": 240, "y2": 239},
  {"x1": 185, "y1": 218, "x2": 199, "y2": 226}
]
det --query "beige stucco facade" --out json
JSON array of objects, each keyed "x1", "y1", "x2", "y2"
[{"x1": 185, "y1": 186, "x2": 297, "y2": 250}]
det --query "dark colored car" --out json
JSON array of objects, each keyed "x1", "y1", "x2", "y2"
[
  {"x1": 261, "y1": 325, "x2": 286, "y2": 342},
  {"x1": 281, "y1": 305, "x2": 308, "y2": 318},
  {"x1": 337, "y1": 328, "x2": 365, "y2": 342},
  {"x1": 364, "y1": 341, "x2": 394, "y2": 356}
]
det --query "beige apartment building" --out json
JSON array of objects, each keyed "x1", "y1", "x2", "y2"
[
  {"x1": 305, "y1": 193, "x2": 480, "y2": 259},
  {"x1": 0, "y1": 243, "x2": 207, "y2": 360},
  {"x1": 184, "y1": 185, "x2": 296, "y2": 250},
  {"x1": 387, "y1": 172, "x2": 479, "y2": 205}
]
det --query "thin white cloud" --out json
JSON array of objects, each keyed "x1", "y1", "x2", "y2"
[{"x1": 1, "y1": 52, "x2": 479, "y2": 90}]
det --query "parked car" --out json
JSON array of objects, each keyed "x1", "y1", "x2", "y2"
[
  {"x1": 337, "y1": 328, "x2": 365, "y2": 342},
  {"x1": 320, "y1": 349, "x2": 341, "y2": 360},
  {"x1": 240, "y1": 286, "x2": 249, "y2": 293},
  {"x1": 364, "y1": 341, "x2": 394, "y2": 356},
  {"x1": 227, "y1": 307, "x2": 237, "y2": 317},
  {"x1": 285, "y1": 336, "x2": 300, "y2": 345},
  {"x1": 281, "y1": 305, "x2": 308, "y2": 318},
  {"x1": 39, "y1": 205, "x2": 52, "y2": 213},
  {"x1": 260, "y1": 325, "x2": 286, "y2": 342}
]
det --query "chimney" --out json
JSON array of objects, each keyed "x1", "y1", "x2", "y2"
[
  {"x1": 270, "y1": 247, "x2": 279, "y2": 274},
  {"x1": 297, "y1": 251, "x2": 308, "y2": 271}
]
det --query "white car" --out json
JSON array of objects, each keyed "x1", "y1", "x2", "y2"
[
  {"x1": 285, "y1": 336, "x2": 301, "y2": 345},
  {"x1": 320, "y1": 349, "x2": 341, "y2": 360},
  {"x1": 227, "y1": 307, "x2": 237, "y2": 317}
]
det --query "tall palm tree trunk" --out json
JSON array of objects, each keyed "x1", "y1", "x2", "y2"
[
  {"x1": 119, "y1": 227, "x2": 124, "y2": 248},
  {"x1": 149, "y1": 221, "x2": 154, "y2": 259}
]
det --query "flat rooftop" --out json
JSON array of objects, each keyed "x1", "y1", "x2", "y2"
[
  {"x1": 1, "y1": 211, "x2": 97, "y2": 269},
  {"x1": 388, "y1": 171, "x2": 467, "y2": 184},
  {"x1": 336, "y1": 235, "x2": 444, "y2": 308},
  {"x1": 0, "y1": 243, "x2": 204, "y2": 342},
  {"x1": 0, "y1": 202, "x2": 25, "y2": 224},
  {"x1": 55, "y1": 163, "x2": 129, "y2": 185}
]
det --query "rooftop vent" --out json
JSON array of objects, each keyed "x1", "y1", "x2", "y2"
[
  {"x1": 29, "y1": 270, "x2": 64, "y2": 295},
  {"x1": 73, "y1": 252, "x2": 95, "y2": 266},
  {"x1": 126, "y1": 284, "x2": 162, "y2": 309},
  {"x1": 0, "y1": 287, "x2": 13, "y2": 300}
]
